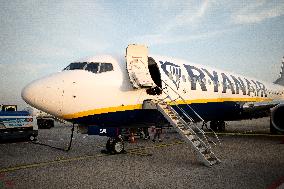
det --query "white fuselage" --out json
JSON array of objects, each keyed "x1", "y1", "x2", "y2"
[{"x1": 21, "y1": 55, "x2": 284, "y2": 125}]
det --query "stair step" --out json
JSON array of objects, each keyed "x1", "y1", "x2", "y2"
[
  {"x1": 192, "y1": 141, "x2": 201, "y2": 146},
  {"x1": 187, "y1": 135, "x2": 194, "y2": 140},
  {"x1": 207, "y1": 157, "x2": 218, "y2": 163},
  {"x1": 153, "y1": 100, "x2": 220, "y2": 167},
  {"x1": 183, "y1": 130, "x2": 191, "y2": 135},
  {"x1": 199, "y1": 148, "x2": 207, "y2": 153},
  {"x1": 196, "y1": 144, "x2": 203, "y2": 149},
  {"x1": 204, "y1": 154, "x2": 212, "y2": 160},
  {"x1": 170, "y1": 116, "x2": 178, "y2": 119},
  {"x1": 208, "y1": 159, "x2": 218, "y2": 165}
]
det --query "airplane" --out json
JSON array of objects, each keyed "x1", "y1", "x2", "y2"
[{"x1": 21, "y1": 44, "x2": 284, "y2": 156}]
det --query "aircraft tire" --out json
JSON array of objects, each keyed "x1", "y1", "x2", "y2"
[
  {"x1": 217, "y1": 121, "x2": 226, "y2": 132},
  {"x1": 45, "y1": 120, "x2": 54, "y2": 129},
  {"x1": 113, "y1": 140, "x2": 124, "y2": 154},
  {"x1": 49, "y1": 120, "x2": 54, "y2": 128},
  {"x1": 210, "y1": 121, "x2": 226, "y2": 131},
  {"x1": 210, "y1": 121, "x2": 218, "y2": 131},
  {"x1": 29, "y1": 135, "x2": 37, "y2": 141},
  {"x1": 270, "y1": 117, "x2": 283, "y2": 134},
  {"x1": 106, "y1": 138, "x2": 113, "y2": 153},
  {"x1": 106, "y1": 137, "x2": 125, "y2": 154},
  {"x1": 37, "y1": 119, "x2": 53, "y2": 129}
]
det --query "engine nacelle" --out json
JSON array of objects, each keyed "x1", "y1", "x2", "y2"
[{"x1": 270, "y1": 104, "x2": 284, "y2": 132}]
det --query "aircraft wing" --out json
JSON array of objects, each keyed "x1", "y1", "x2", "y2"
[{"x1": 242, "y1": 100, "x2": 284, "y2": 118}]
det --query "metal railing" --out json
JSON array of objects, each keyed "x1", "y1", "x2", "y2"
[{"x1": 157, "y1": 80, "x2": 221, "y2": 145}]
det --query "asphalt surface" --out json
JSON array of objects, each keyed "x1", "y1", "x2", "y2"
[{"x1": 0, "y1": 117, "x2": 283, "y2": 189}]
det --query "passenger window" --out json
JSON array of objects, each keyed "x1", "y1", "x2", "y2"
[{"x1": 85, "y1": 63, "x2": 99, "y2": 73}]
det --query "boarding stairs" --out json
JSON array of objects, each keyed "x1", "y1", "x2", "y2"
[{"x1": 150, "y1": 82, "x2": 221, "y2": 166}]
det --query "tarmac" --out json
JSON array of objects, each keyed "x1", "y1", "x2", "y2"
[{"x1": 0, "y1": 117, "x2": 283, "y2": 189}]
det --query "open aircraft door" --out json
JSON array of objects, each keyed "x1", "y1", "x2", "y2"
[{"x1": 126, "y1": 44, "x2": 155, "y2": 89}]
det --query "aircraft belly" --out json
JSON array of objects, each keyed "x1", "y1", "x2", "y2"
[
  {"x1": 174, "y1": 102, "x2": 242, "y2": 121},
  {"x1": 71, "y1": 109, "x2": 162, "y2": 127},
  {"x1": 67, "y1": 101, "x2": 243, "y2": 127}
]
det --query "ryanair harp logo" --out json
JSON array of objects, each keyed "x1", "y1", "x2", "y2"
[{"x1": 160, "y1": 61, "x2": 181, "y2": 89}]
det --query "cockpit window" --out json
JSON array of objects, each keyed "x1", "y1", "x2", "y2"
[
  {"x1": 63, "y1": 62, "x2": 114, "y2": 73},
  {"x1": 85, "y1": 63, "x2": 99, "y2": 73},
  {"x1": 64, "y1": 62, "x2": 87, "y2": 70},
  {"x1": 99, "y1": 63, "x2": 113, "y2": 73},
  {"x1": 85, "y1": 62, "x2": 113, "y2": 73}
]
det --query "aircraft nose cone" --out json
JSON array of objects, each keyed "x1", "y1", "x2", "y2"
[
  {"x1": 22, "y1": 80, "x2": 42, "y2": 108},
  {"x1": 21, "y1": 73, "x2": 64, "y2": 117}
]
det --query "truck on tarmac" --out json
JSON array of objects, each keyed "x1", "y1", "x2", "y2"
[
  {"x1": 23, "y1": 107, "x2": 55, "y2": 129},
  {"x1": 36, "y1": 111, "x2": 55, "y2": 129},
  {"x1": 0, "y1": 105, "x2": 38, "y2": 141}
]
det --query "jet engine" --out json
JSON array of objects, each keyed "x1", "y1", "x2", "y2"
[{"x1": 270, "y1": 104, "x2": 284, "y2": 133}]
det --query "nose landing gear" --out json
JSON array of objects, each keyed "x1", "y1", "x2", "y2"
[{"x1": 105, "y1": 136, "x2": 125, "y2": 154}]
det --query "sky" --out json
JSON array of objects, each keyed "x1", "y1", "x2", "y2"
[{"x1": 0, "y1": 0, "x2": 284, "y2": 109}]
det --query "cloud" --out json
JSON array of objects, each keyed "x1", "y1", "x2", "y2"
[
  {"x1": 130, "y1": 0, "x2": 215, "y2": 46},
  {"x1": 131, "y1": 29, "x2": 229, "y2": 46},
  {"x1": 232, "y1": 1, "x2": 284, "y2": 24},
  {"x1": 0, "y1": 62, "x2": 53, "y2": 76},
  {"x1": 131, "y1": 0, "x2": 284, "y2": 47},
  {"x1": 27, "y1": 46, "x2": 72, "y2": 59},
  {"x1": 0, "y1": 62, "x2": 53, "y2": 107},
  {"x1": 163, "y1": 0, "x2": 210, "y2": 32}
]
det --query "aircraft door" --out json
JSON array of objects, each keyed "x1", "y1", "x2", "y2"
[{"x1": 126, "y1": 44, "x2": 155, "y2": 89}]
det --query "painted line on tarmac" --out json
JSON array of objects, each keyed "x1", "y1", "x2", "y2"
[
  {"x1": 206, "y1": 132, "x2": 284, "y2": 137},
  {"x1": 128, "y1": 140, "x2": 184, "y2": 152},
  {"x1": 127, "y1": 140, "x2": 185, "y2": 156},
  {"x1": 128, "y1": 151, "x2": 152, "y2": 156},
  {"x1": 0, "y1": 154, "x2": 107, "y2": 173},
  {"x1": 0, "y1": 140, "x2": 185, "y2": 173}
]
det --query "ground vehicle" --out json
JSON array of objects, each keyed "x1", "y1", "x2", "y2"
[
  {"x1": 36, "y1": 111, "x2": 55, "y2": 129},
  {"x1": 0, "y1": 105, "x2": 38, "y2": 141},
  {"x1": 23, "y1": 107, "x2": 55, "y2": 129}
]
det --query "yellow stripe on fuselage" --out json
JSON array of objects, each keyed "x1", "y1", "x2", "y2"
[
  {"x1": 63, "y1": 104, "x2": 143, "y2": 119},
  {"x1": 62, "y1": 97, "x2": 272, "y2": 119},
  {"x1": 173, "y1": 97, "x2": 272, "y2": 105}
]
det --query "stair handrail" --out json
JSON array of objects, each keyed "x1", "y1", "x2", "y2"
[
  {"x1": 161, "y1": 80, "x2": 204, "y2": 122},
  {"x1": 158, "y1": 94, "x2": 214, "y2": 147},
  {"x1": 158, "y1": 80, "x2": 221, "y2": 145},
  {"x1": 160, "y1": 95, "x2": 195, "y2": 122},
  {"x1": 154, "y1": 99, "x2": 212, "y2": 149},
  {"x1": 158, "y1": 92, "x2": 203, "y2": 132}
]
